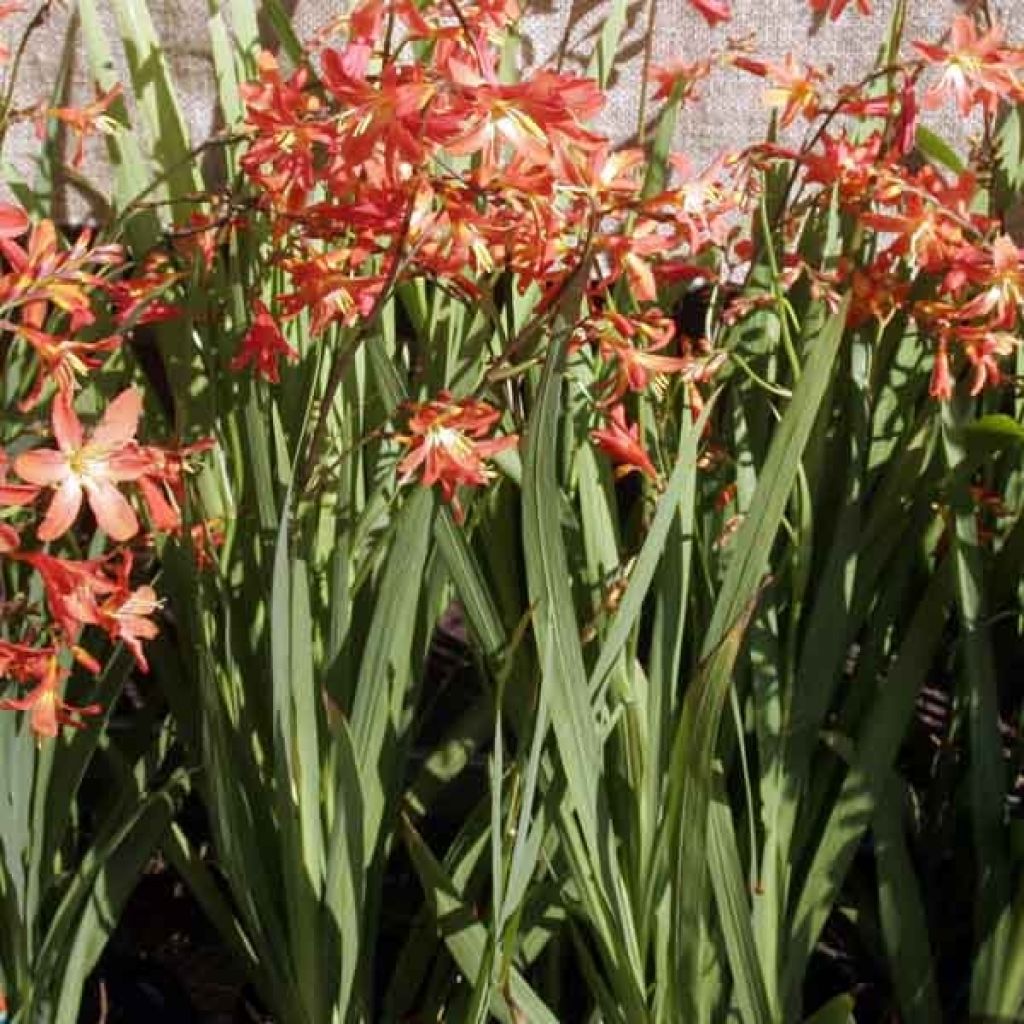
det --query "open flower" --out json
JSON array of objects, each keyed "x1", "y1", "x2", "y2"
[
  {"x1": 0, "y1": 651, "x2": 99, "y2": 741},
  {"x1": 92, "y1": 553, "x2": 161, "y2": 671},
  {"x1": 0, "y1": 655, "x2": 101, "y2": 741},
  {"x1": 14, "y1": 389, "x2": 152, "y2": 541},
  {"x1": 914, "y1": 16, "x2": 1024, "y2": 117},
  {"x1": 396, "y1": 393, "x2": 517, "y2": 521}
]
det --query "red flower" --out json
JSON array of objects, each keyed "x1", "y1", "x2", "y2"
[
  {"x1": 397, "y1": 393, "x2": 517, "y2": 520},
  {"x1": 40, "y1": 85, "x2": 123, "y2": 169},
  {"x1": 0, "y1": 655, "x2": 101, "y2": 741},
  {"x1": 733, "y1": 54, "x2": 825, "y2": 128},
  {"x1": 230, "y1": 300, "x2": 298, "y2": 383},
  {"x1": 913, "y1": 16, "x2": 1024, "y2": 117},
  {"x1": 92, "y1": 552, "x2": 161, "y2": 671},
  {"x1": 808, "y1": 0, "x2": 871, "y2": 20},
  {"x1": 687, "y1": 0, "x2": 731, "y2": 28},
  {"x1": 578, "y1": 310, "x2": 694, "y2": 403},
  {"x1": 591, "y1": 405, "x2": 657, "y2": 480}
]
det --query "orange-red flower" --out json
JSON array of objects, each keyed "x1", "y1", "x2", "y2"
[
  {"x1": 577, "y1": 310, "x2": 694, "y2": 403},
  {"x1": 92, "y1": 553, "x2": 161, "y2": 670},
  {"x1": 949, "y1": 235, "x2": 1024, "y2": 327},
  {"x1": 397, "y1": 393, "x2": 517, "y2": 520},
  {"x1": 0, "y1": 655, "x2": 100, "y2": 741},
  {"x1": 686, "y1": 0, "x2": 731, "y2": 28},
  {"x1": 230, "y1": 300, "x2": 298, "y2": 383},
  {"x1": 0, "y1": 200, "x2": 28, "y2": 239},
  {"x1": 808, "y1": 0, "x2": 871, "y2": 20},
  {"x1": 649, "y1": 57, "x2": 714, "y2": 104},
  {"x1": 15, "y1": 389, "x2": 152, "y2": 541},
  {"x1": 40, "y1": 85, "x2": 123, "y2": 169},
  {"x1": 732, "y1": 54, "x2": 825, "y2": 128},
  {"x1": 913, "y1": 16, "x2": 1024, "y2": 117},
  {"x1": 591, "y1": 405, "x2": 657, "y2": 480}
]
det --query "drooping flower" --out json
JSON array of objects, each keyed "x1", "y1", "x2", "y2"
[
  {"x1": 591, "y1": 405, "x2": 658, "y2": 480},
  {"x1": 576, "y1": 310, "x2": 694, "y2": 403},
  {"x1": 396, "y1": 393, "x2": 518, "y2": 520},
  {"x1": 808, "y1": 0, "x2": 871, "y2": 20},
  {"x1": 230, "y1": 300, "x2": 298, "y2": 383},
  {"x1": 14, "y1": 389, "x2": 152, "y2": 541},
  {"x1": 649, "y1": 57, "x2": 714, "y2": 104}
]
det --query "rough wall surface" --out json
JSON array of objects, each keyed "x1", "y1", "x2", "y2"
[{"x1": 1, "y1": 0, "x2": 1019, "y2": 221}]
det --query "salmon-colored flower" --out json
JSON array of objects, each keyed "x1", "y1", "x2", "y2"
[
  {"x1": 93, "y1": 553, "x2": 161, "y2": 671},
  {"x1": 397, "y1": 393, "x2": 517, "y2": 520},
  {"x1": 951, "y1": 235, "x2": 1024, "y2": 327},
  {"x1": 913, "y1": 16, "x2": 1024, "y2": 118},
  {"x1": 15, "y1": 389, "x2": 152, "y2": 541},
  {"x1": 0, "y1": 656, "x2": 100, "y2": 741},
  {"x1": 230, "y1": 300, "x2": 298, "y2": 383},
  {"x1": 14, "y1": 326, "x2": 120, "y2": 410},
  {"x1": 591, "y1": 405, "x2": 658, "y2": 479},
  {"x1": 40, "y1": 85, "x2": 123, "y2": 169},
  {"x1": 929, "y1": 336, "x2": 954, "y2": 400},
  {"x1": 733, "y1": 54, "x2": 825, "y2": 128},
  {"x1": 649, "y1": 57, "x2": 713, "y2": 104}
]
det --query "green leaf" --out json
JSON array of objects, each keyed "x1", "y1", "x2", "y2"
[
  {"x1": 803, "y1": 993, "x2": 855, "y2": 1024},
  {"x1": 916, "y1": 126, "x2": 965, "y2": 176},
  {"x1": 107, "y1": 0, "x2": 204, "y2": 207},
  {"x1": 785, "y1": 563, "x2": 952, "y2": 1009},
  {"x1": 941, "y1": 400, "x2": 1012, "y2": 1016},
  {"x1": 708, "y1": 793, "x2": 774, "y2": 1024},
  {"x1": 402, "y1": 816, "x2": 560, "y2": 1024},
  {"x1": 874, "y1": 777, "x2": 941, "y2": 1024},
  {"x1": 323, "y1": 715, "x2": 365, "y2": 1018},
  {"x1": 589, "y1": 398, "x2": 714, "y2": 701},
  {"x1": 964, "y1": 413, "x2": 1024, "y2": 446},
  {"x1": 350, "y1": 487, "x2": 435, "y2": 856},
  {"x1": 995, "y1": 103, "x2": 1024, "y2": 194}
]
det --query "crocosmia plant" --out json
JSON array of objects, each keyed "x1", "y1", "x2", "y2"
[{"x1": 1, "y1": 0, "x2": 1024, "y2": 1020}]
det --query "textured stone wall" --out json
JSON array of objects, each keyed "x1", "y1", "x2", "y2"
[{"x1": 1, "y1": 0, "x2": 1019, "y2": 221}]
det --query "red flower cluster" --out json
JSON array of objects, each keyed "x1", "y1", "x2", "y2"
[
  {"x1": 0, "y1": 211, "x2": 204, "y2": 740},
  {"x1": 230, "y1": 0, "x2": 746, "y2": 503}
]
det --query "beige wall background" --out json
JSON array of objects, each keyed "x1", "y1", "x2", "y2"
[{"x1": 1, "y1": 0, "x2": 1019, "y2": 221}]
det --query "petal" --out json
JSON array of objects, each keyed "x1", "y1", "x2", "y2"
[
  {"x1": 37, "y1": 478, "x2": 84, "y2": 541},
  {"x1": 92, "y1": 388, "x2": 142, "y2": 447},
  {"x1": 83, "y1": 478, "x2": 139, "y2": 541},
  {"x1": 52, "y1": 393, "x2": 84, "y2": 452},
  {"x1": 0, "y1": 201, "x2": 29, "y2": 239},
  {"x1": 104, "y1": 447, "x2": 153, "y2": 481},
  {"x1": 137, "y1": 475, "x2": 180, "y2": 531},
  {"x1": 14, "y1": 448, "x2": 69, "y2": 486}
]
